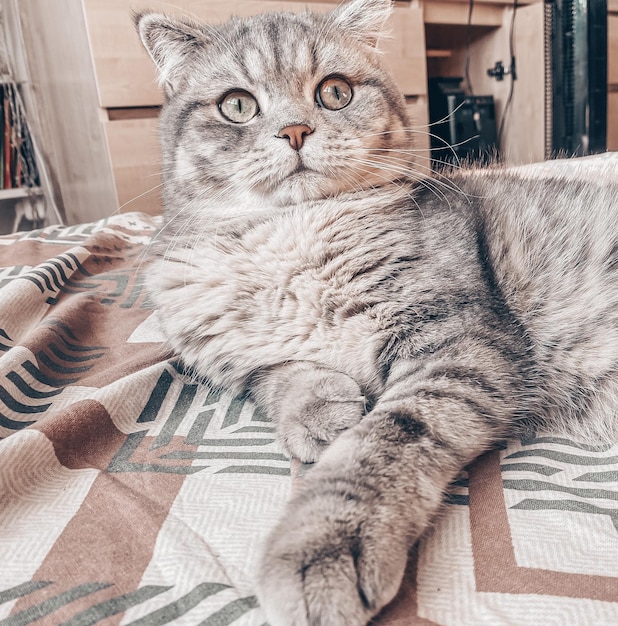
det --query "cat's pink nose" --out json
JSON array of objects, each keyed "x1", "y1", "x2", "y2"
[{"x1": 278, "y1": 124, "x2": 313, "y2": 150}]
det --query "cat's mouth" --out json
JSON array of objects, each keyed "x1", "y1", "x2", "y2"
[
  {"x1": 259, "y1": 157, "x2": 333, "y2": 203},
  {"x1": 285, "y1": 162, "x2": 316, "y2": 179}
]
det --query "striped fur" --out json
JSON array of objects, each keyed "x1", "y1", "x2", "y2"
[{"x1": 136, "y1": 1, "x2": 618, "y2": 623}]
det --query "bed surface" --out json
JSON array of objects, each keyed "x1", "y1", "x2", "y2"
[{"x1": 1, "y1": 156, "x2": 617, "y2": 625}]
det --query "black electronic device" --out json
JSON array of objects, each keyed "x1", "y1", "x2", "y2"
[
  {"x1": 427, "y1": 77, "x2": 497, "y2": 166},
  {"x1": 546, "y1": 0, "x2": 607, "y2": 156}
]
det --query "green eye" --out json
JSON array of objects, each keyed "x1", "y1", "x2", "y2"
[
  {"x1": 316, "y1": 76, "x2": 353, "y2": 110},
  {"x1": 219, "y1": 90, "x2": 259, "y2": 123}
]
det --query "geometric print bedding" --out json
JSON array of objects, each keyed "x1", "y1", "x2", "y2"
[{"x1": 0, "y1": 213, "x2": 616, "y2": 625}]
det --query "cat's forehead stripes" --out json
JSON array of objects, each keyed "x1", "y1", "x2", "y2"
[
  {"x1": 223, "y1": 16, "x2": 321, "y2": 92},
  {"x1": 211, "y1": 13, "x2": 380, "y2": 97}
]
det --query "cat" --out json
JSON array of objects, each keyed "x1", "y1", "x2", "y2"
[{"x1": 135, "y1": 0, "x2": 618, "y2": 624}]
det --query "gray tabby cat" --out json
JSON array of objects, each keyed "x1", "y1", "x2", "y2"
[{"x1": 135, "y1": 0, "x2": 618, "y2": 624}]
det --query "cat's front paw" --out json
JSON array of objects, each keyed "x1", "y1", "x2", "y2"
[
  {"x1": 276, "y1": 368, "x2": 366, "y2": 462},
  {"x1": 255, "y1": 485, "x2": 408, "y2": 626}
]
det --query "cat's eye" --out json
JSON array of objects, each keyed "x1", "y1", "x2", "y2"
[
  {"x1": 218, "y1": 90, "x2": 259, "y2": 123},
  {"x1": 316, "y1": 76, "x2": 353, "y2": 111}
]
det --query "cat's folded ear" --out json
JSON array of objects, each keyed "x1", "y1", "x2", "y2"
[
  {"x1": 134, "y1": 11, "x2": 209, "y2": 95},
  {"x1": 331, "y1": 0, "x2": 393, "y2": 49}
]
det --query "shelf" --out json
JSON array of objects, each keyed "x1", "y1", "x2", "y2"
[
  {"x1": 426, "y1": 49, "x2": 453, "y2": 58},
  {"x1": 0, "y1": 187, "x2": 42, "y2": 201}
]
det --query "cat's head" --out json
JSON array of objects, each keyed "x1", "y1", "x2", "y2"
[{"x1": 136, "y1": 0, "x2": 415, "y2": 212}]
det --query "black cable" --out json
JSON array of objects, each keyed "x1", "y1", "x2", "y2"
[
  {"x1": 497, "y1": 0, "x2": 519, "y2": 151},
  {"x1": 464, "y1": 0, "x2": 475, "y2": 95}
]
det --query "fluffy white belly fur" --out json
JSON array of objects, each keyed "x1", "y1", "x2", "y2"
[{"x1": 147, "y1": 202, "x2": 388, "y2": 393}]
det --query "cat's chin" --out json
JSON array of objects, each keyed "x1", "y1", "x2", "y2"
[
  {"x1": 263, "y1": 169, "x2": 381, "y2": 206},
  {"x1": 262, "y1": 171, "x2": 338, "y2": 206}
]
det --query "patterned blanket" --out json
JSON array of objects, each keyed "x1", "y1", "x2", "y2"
[{"x1": 0, "y1": 193, "x2": 617, "y2": 624}]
